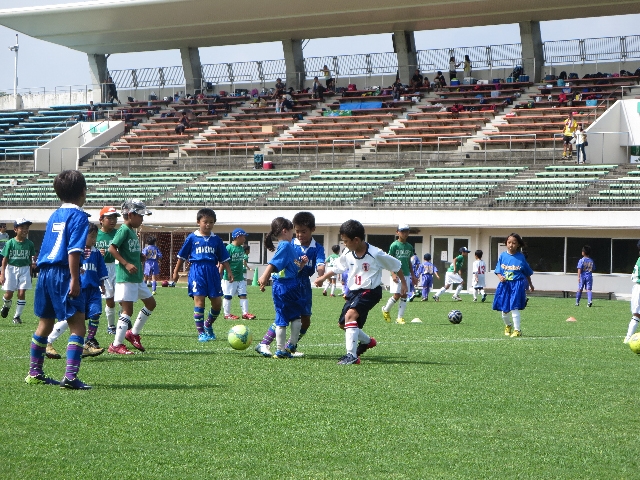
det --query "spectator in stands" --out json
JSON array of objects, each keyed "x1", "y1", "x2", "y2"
[
  {"x1": 562, "y1": 112, "x2": 578, "y2": 159},
  {"x1": 175, "y1": 111, "x2": 190, "y2": 135},
  {"x1": 392, "y1": 77, "x2": 404, "y2": 101},
  {"x1": 410, "y1": 69, "x2": 424, "y2": 90},
  {"x1": 463, "y1": 55, "x2": 472, "y2": 79},
  {"x1": 575, "y1": 124, "x2": 587, "y2": 164},
  {"x1": 322, "y1": 65, "x2": 335, "y2": 90},
  {"x1": 106, "y1": 76, "x2": 120, "y2": 104},
  {"x1": 275, "y1": 95, "x2": 282, "y2": 113},
  {"x1": 273, "y1": 78, "x2": 285, "y2": 99},
  {"x1": 282, "y1": 92, "x2": 294, "y2": 112},
  {"x1": 433, "y1": 71, "x2": 447, "y2": 91},
  {"x1": 558, "y1": 91, "x2": 568, "y2": 106},
  {"x1": 449, "y1": 57, "x2": 461, "y2": 82},
  {"x1": 312, "y1": 77, "x2": 326, "y2": 101},
  {"x1": 87, "y1": 101, "x2": 98, "y2": 121},
  {"x1": 174, "y1": 92, "x2": 181, "y2": 103}
]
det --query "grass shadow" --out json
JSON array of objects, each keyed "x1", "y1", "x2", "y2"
[{"x1": 99, "y1": 382, "x2": 223, "y2": 390}]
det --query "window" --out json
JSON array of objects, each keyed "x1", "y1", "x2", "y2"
[
  {"x1": 612, "y1": 239, "x2": 639, "y2": 274},
  {"x1": 490, "y1": 236, "x2": 564, "y2": 272},
  {"x1": 566, "y1": 238, "x2": 611, "y2": 274}
]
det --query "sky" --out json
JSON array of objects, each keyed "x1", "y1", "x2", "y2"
[{"x1": 0, "y1": 0, "x2": 639, "y2": 93}]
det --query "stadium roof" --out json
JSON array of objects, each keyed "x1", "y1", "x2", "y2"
[{"x1": 1, "y1": 0, "x2": 639, "y2": 55}]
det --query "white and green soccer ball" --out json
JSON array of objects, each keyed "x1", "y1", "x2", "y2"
[
  {"x1": 228, "y1": 324, "x2": 253, "y2": 350},
  {"x1": 629, "y1": 333, "x2": 640, "y2": 355}
]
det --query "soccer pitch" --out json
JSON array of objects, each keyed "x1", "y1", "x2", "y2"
[{"x1": 1, "y1": 287, "x2": 639, "y2": 479}]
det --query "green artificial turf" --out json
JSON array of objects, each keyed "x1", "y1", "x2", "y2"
[{"x1": 1, "y1": 287, "x2": 639, "y2": 479}]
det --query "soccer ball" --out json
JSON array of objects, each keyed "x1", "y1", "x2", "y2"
[
  {"x1": 629, "y1": 333, "x2": 640, "y2": 354},
  {"x1": 161, "y1": 280, "x2": 169, "y2": 287},
  {"x1": 448, "y1": 309, "x2": 463, "y2": 324},
  {"x1": 228, "y1": 325, "x2": 253, "y2": 350}
]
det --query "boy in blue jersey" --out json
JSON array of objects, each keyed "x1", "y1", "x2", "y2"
[
  {"x1": 142, "y1": 236, "x2": 163, "y2": 295},
  {"x1": 172, "y1": 208, "x2": 232, "y2": 342},
  {"x1": 27, "y1": 170, "x2": 91, "y2": 389},
  {"x1": 255, "y1": 211, "x2": 325, "y2": 358},
  {"x1": 46, "y1": 223, "x2": 108, "y2": 359},
  {"x1": 575, "y1": 245, "x2": 595, "y2": 307},
  {"x1": 417, "y1": 253, "x2": 440, "y2": 301}
]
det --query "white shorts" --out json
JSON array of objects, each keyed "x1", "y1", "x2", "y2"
[
  {"x1": 632, "y1": 284, "x2": 640, "y2": 315},
  {"x1": 115, "y1": 282, "x2": 152, "y2": 303},
  {"x1": 103, "y1": 263, "x2": 116, "y2": 298},
  {"x1": 222, "y1": 279, "x2": 247, "y2": 297},
  {"x1": 389, "y1": 275, "x2": 410, "y2": 295},
  {"x1": 472, "y1": 274, "x2": 486, "y2": 289},
  {"x1": 3, "y1": 265, "x2": 32, "y2": 291},
  {"x1": 445, "y1": 271, "x2": 464, "y2": 286}
]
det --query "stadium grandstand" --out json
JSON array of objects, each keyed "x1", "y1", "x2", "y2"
[{"x1": 1, "y1": 1, "x2": 640, "y2": 296}]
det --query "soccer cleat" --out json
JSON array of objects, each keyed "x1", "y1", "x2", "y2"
[
  {"x1": 46, "y1": 343, "x2": 62, "y2": 359},
  {"x1": 242, "y1": 313, "x2": 257, "y2": 320},
  {"x1": 510, "y1": 329, "x2": 522, "y2": 338},
  {"x1": 198, "y1": 332, "x2": 211, "y2": 342},
  {"x1": 624, "y1": 336, "x2": 631, "y2": 344},
  {"x1": 588, "y1": 302, "x2": 592, "y2": 308},
  {"x1": 152, "y1": 291, "x2": 157, "y2": 296},
  {"x1": 12, "y1": 316, "x2": 22, "y2": 324},
  {"x1": 575, "y1": 302, "x2": 580, "y2": 307},
  {"x1": 255, "y1": 343, "x2": 272, "y2": 357},
  {"x1": 291, "y1": 351, "x2": 305, "y2": 358},
  {"x1": 125, "y1": 330, "x2": 145, "y2": 352},
  {"x1": 322, "y1": 291, "x2": 327, "y2": 296},
  {"x1": 25, "y1": 373, "x2": 60, "y2": 386},
  {"x1": 85, "y1": 338, "x2": 100, "y2": 349},
  {"x1": 433, "y1": 295, "x2": 440, "y2": 302},
  {"x1": 82, "y1": 345, "x2": 105, "y2": 358},
  {"x1": 107, "y1": 325, "x2": 116, "y2": 335},
  {"x1": 525, "y1": 297, "x2": 529, "y2": 307},
  {"x1": 273, "y1": 349, "x2": 293, "y2": 359},
  {"x1": 330, "y1": 294, "x2": 336, "y2": 297},
  {"x1": 482, "y1": 294, "x2": 487, "y2": 303},
  {"x1": 504, "y1": 325, "x2": 513, "y2": 336},
  {"x1": 337, "y1": 353, "x2": 360, "y2": 365},
  {"x1": 0, "y1": 305, "x2": 9, "y2": 318},
  {"x1": 146, "y1": 282, "x2": 152, "y2": 287},
  {"x1": 204, "y1": 327, "x2": 216, "y2": 341},
  {"x1": 108, "y1": 343, "x2": 134, "y2": 355},
  {"x1": 452, "y1": 296, "x2": 462, "y2": 302},
  {"x1": 473, "y1": 298, "x2": 478, "y2": 302},
  {"x1": 395, "y1": 318, "x2": 406, "y2": 325},
  {"x1": 356, "y1": 337, "x2": 377, "y2": 356},
  {"x1": 381, "y1": 308, "x2": 392, "y2": 323},
  {"x1": 421, "y1": 297, "x2": 428, "y2": 302},
  {"x1": 224, "y1": 314, "x2": 240, "y2": 320},
  {"x1": 60, "y1": 376, "x2": 92, "y2": 390}
]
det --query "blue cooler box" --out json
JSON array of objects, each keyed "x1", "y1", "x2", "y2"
[
  {"x1": 520, "y1": 75, "x2": 529, "y2": 82},
  {"x1": 451, "y1": 79, "x2": 460, "y2": 86}
]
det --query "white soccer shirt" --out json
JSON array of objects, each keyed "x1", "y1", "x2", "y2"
[
  {"x1": 473, "y1": 259, "x2": 486, "y2": 276},
  {"x1": 331, "y1": 243, "x2": 402, "y2": 291}
]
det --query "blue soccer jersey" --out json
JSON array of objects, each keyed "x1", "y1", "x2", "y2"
[
  {"x1": 37, "y1": 204, "x2": 89, "y2": 268},
  {"x1": 81, "y1": 247, "x2": 109, "y2": 288},
  {"x1": 177, "y1": 231, "x2": 229, "y2": 265},
  {"x1": 293, "y1": 237, "x2": 325, "y2": 279},
  {"x1": 577, "y1": 257, "x2": 595, "y2": 278},
  {"x1": 494, "y1": 251, "x2": 533, "y2": 281},
  {"x1": 143, "y1": 245, "x2": 162, "y2": 261},
  {"x1": 270, "y1": 241, "x2": 300, "y2": 281}
]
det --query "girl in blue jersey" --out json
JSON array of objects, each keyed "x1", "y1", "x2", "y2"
[
  {"x1": 493, "y1": 233, "x2": 534, "y2": 338},
  {"x1": 258, "y1": 217, "x2": 306, "y2": 359}
]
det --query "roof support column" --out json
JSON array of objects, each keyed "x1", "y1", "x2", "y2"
[
  {"x1": 393, "y1": 31, "x2": 418, "y2": 84},
  {"x1": 519, "y1": 21, "x2": 544, "y2": 83},
  {"x1": 87, "y1": 53, "x2": 108, "y2": 103},
  {"x1": 180, "y1": 47, "x2": 202, "y2": 95},
  {"x1": 282, "y1": 39, "x2": 305, "y2": 90}
]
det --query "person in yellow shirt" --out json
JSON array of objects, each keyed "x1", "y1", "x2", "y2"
[{"x1": 562, "y1": 112, "x2": 578, "y2": 159}]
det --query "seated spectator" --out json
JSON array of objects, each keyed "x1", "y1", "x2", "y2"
[
  {"x1": 410, "y1": 69, "x2": 425, "y2": 90},
  {"x1": 175, "y1": 111, "x2": 190, "y2": 135},
  {"x1": 273, "y1": 78, "x2": 285, "y2": 99},
  {"x1": 558, "y1": 92, "x2": 568, "y2": 106},
  {"x1": 275, "y1": 95, "x2": 282, "y2": 113},
  {"x1": 392, "y1": 78, "x2": 404, "y2": 101},
  {"x1": 322, "y1": 65, "x2": 335, "y2": 90},
  {"x1": 312, "y1": 77, "x2": 326, "y2": 101},
  {"x1": 174, "y1": 92, "x2": 181, "y2": 103},
  {"x1": 258, "y1": 97, "x2": 268, "y2": 108},
  {"x1": 282, "y1": 92, "x2": 294, "y2": 112},
  {"x1": 433, "y1": 71, "x2": 447, "y2": 91}
]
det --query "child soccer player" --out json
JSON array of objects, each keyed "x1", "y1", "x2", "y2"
[
  {"x1": 409, "y1": 253, "x2": 421, "y2": 301},
  {"x1": 624, "y1": 241, "x2": 640, "y2": 343},
  {"x1": 255, "y1": 212, "x2": 324, "y2": 358},
  {"x1": 107, "y1": 200, "x2": 156, "y2": 355},
  {"x1": 322, "y1": 245, "x2": 341, "y2": 297},
  {"x1": 142, "y1": 236, "x2": 162, "y2": 295},
  {"x1": 172, "y1": 208, "x2": 232, "y2": 342},
  {"x1": 493, "y1": 233, "x2": 534, "y2": 338},
  {"x1": 0, "y1": 223, "x2": 8, "y2": 264},
  {"x1": 46, "y1": 223, "x2": 108, "y2": 359},
  {"x1": 381, "y1": 224, "x2": 417, "y2": 324},
  {"x1": 433, "y1": 247, "x2": 470, "y2": 302},
  {"x1": 257, "y1": 217, "x2": 305, "y2": 359},
  {"x1": 576, "y1": 245, "x2": 595, "y2": 307},
  {"x1": 417, "y1": 253, "x2": 439, "y2": 301},
  {"x1": 1, "y1": 218, "x2": 36, "y2": 324},
  {"x1": 472, "y1": 249, "x2": 487, "y2": 303},
  {"x1": 222, "y1": 228, "x2": 256, "y2": 320},
  {"x1": 26, "y1": 170, "x2": 90, "y2": 389},
  {"x1": 314, "y1": 220, "x2": 406, "y2": 365},
  {"x1": 96, "y1": 206, "x2": 120, "y2": 335}
]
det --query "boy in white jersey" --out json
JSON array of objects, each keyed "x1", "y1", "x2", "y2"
[
  {"x1": 472, "y1": 249, "x2": 487, "y2": 302},
  {"x1": 314, "y1": 220, "x2": 405, "y2": 365}
]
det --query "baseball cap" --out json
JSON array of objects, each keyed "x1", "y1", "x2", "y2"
[
  {"x1": 397, "y1": 224, "x2": 410, "y2": 231},
  {"x1": 14, "y1": 218, "x2": 32, "y2": 228},
  {"x1": 0, "y1": 223, "x2": 6, "y2": 228},
  {"x1": 232, "y1": 228, "x2": 247, "y2": 239},
  {"x1": 122, "y1": 199, "x2": 152, "y2": 216},
  {"x1": 459, "y1": 247, "x2": 471, "y2": 253},
  {"x1": 100, "y1": 206, "x2": 121, "y2": 218}
]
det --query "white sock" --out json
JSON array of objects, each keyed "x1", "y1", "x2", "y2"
[
  {"x1": 397, "y1": 298, "x2": 407, "y2": 319},
  {"x1": 358, "y1": 329, "x2": 370, "y2": 344},
  {"x1": 2, "y1": 296, "x2": 11, "y2": 308},
  {"x1": 435, "y1": 286, "x2": 446, "y2": 298},
  {"x1": 114, "y1": 314, "x2": 131, "y2": 346},
  {"x1": 345, "y1": 327, "x2": 358, "y2": 356},
  {"x1": 15, "y1": 299, "x2": 26, "y2": 316},
  {"x1": 105, "y1": 306, "x2": 116, "y2": 327},
  {"x1": 480, "y1": 288, "x2": 485, "y2": 296},
  {"x1": 473, "y1": 289, "x2": 478, "y2": 300},
  {"x1": 455, "y1": 284, "x2": 463, "y2": 296},
  {"x1": 132, "y1": 307, "x2": 152, "y2": 335},
  {"x1": 502, "y1": 312, "x2": 511, "y2": 326},
  {"x1": 240, "y1": 298, "x2": 248, "y2": 315},
  {"x1": 275, "y1": 326, "x2": 287, "y2": 351},
  {"x1": 223, "y1": 298, "x2": 231, "y2": 315},
  {"x1": 48, "y1": 320, "x2": 69, "y2": 343},
  {"x1": 512, "y1": 310, "x2": 521, "y2": 331},
  {"x1": 383, "y1": 296, "x2": 397, "y2": 312},
  {"x1": 330, "y1": 284, "x2": 336, "y2": 295},
  {"x1": 626, "y1": 317, "x2": 639, "y2": 339},
  {"x1": 289, "y1": 319, "x2": 301, "y2": 346}
]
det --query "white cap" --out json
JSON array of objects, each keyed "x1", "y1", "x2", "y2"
[{"x1": 397, "y1": 224, "x2": 410, "y2": 231}]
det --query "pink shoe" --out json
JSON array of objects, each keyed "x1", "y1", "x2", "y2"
[
  {"x1": 224, "y1": 314, "x2": 240, "y2": 320},
  {"x1": 356, "y1": 337, "x2": 377, "y2": 357},
  {"x1": 125, "y1": 330, "x2": 145, "y2": 352},
  {"x1": 108, "y1": 343, "x2": 134, "y2": 355},
  {"x1": 242, "y1": 313, "x2": 257, "y2": 320}
]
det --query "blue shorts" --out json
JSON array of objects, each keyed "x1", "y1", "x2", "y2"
[
  {"x1": 144, "y1": 261, "x2": 160, "y2": 276},
  {"x1": 299, "y1": 277, "x2": 312, "y2": 317},
  {"x1": 338, "y1": 286, "x2": 383, "y2": 328},
  {"x1": 272, "y1": 278, "x2": 304, "y2": 327},
  {"x1": 492, "y1": 278, "x2": 528, "y2": 312},
  {"x1": 420, "y1": 275, "x2": 433, "y2": 289},
  {"x1": 83, "y1": 285, "x2": 103, "y2": 319},
  {"x1": 578, "y1": 275, "x2": 593, "y2": 291},
  {"x1": 34, "y1": 265, "x2": 86, "y2": 321},
  {"x1": 341, "y1": 272, "x2": 350, "y2": 296},
  {"x1": 188, "y1": 262, "x2": 222, "y2": 298}
]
